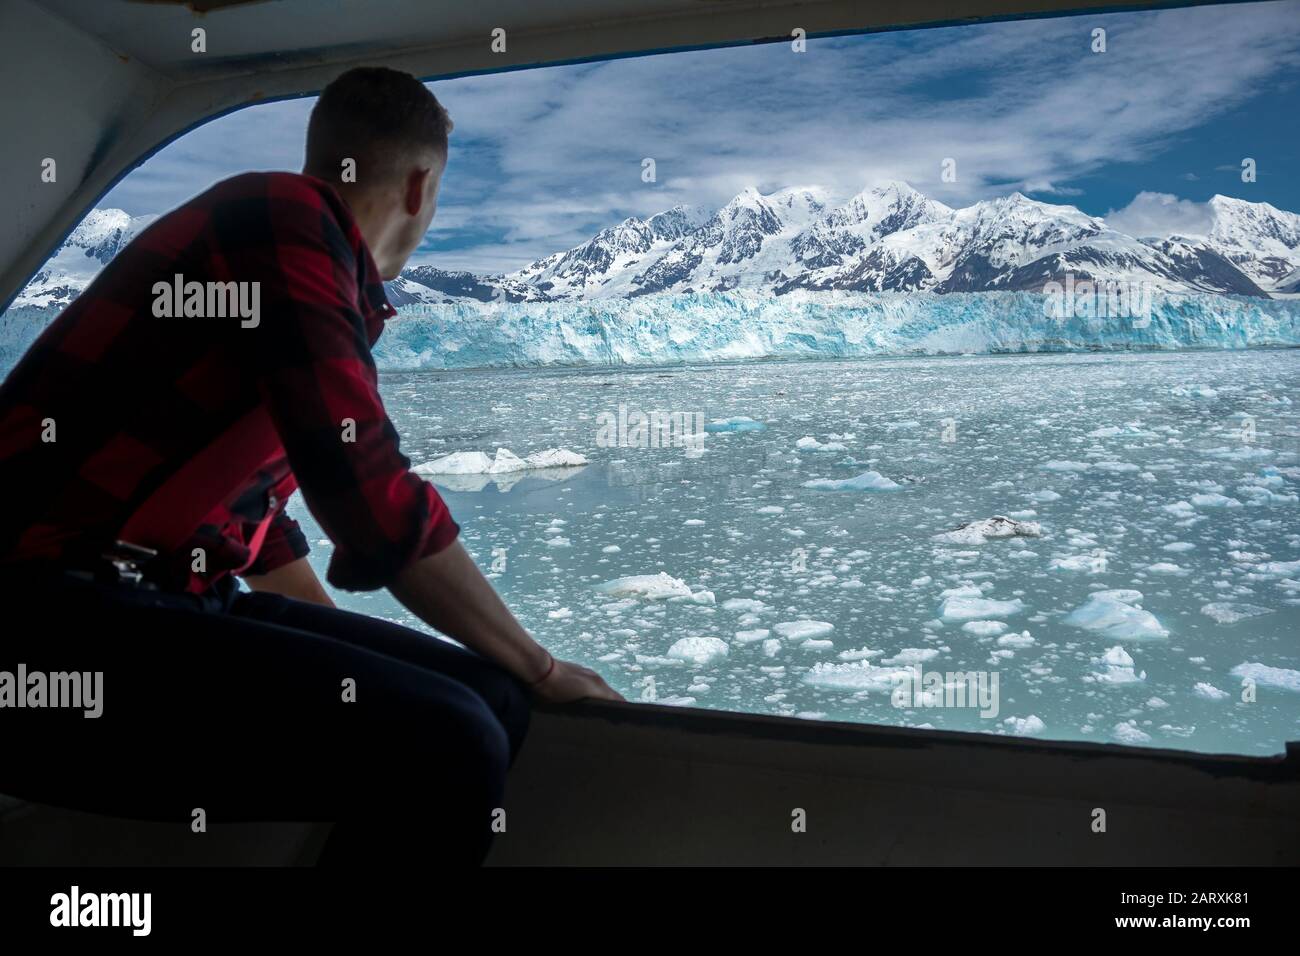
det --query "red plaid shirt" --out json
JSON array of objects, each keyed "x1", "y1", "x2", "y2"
[{"x1": 0, "y1": 172, "x2": 459, "y2": 592}]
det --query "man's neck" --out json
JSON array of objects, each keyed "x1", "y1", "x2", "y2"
[{"x1": 305, "y1": 170, "x2": 400, "y2": 278}]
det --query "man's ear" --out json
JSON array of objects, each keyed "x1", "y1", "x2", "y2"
[{"x1": 403, "y1": 166, "x2": 432, "y2": 216}]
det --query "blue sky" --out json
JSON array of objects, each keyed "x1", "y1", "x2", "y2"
[{"x1": 103, "y1": 0, "x2": 1300, "y2": 274}]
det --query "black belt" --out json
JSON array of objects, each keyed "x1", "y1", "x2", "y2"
[{"x1": 10, "y1": 540, "x2": 163, "y2": 590}]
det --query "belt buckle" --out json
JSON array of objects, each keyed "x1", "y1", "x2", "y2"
[{"x1": 103, "y1": 539, "x2": 160, "y2": 588}]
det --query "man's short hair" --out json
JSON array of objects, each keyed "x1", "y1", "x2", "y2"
[{"x1": 305, "y1": 67, "x2": 452, "y2": 184}]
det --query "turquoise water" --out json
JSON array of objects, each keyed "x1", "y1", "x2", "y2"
[{"x1": 292, "y1": 349, "x2": 1300, "y2": 755}]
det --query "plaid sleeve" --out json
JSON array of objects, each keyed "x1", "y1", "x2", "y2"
[
  {"x1": 221, "y1": 177, "x2": 459, "y2": 590},
  {"x1": 243, "y1": 508, "x2": 310, "y2": 576}
]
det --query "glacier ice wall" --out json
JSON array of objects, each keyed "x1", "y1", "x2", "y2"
[
  {"x1": 370, "y1": 290, "x2": 1300, "y2": 371},
  {"x1": 3, "y1": 290, "x2": 1297, "y2": 376}
]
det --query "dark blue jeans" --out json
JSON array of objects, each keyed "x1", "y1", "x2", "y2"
[{"x1": 0, "y1": 570, "x2": 531, "y2": 866}]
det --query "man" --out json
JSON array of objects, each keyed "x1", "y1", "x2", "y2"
[{"x1": 0, "y1": 67, "x2": 621, "y2": 866}]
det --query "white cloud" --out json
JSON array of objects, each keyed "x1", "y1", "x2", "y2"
[
  {"x1": 1106, "y1": 191, "x2": 1214, "y2": 238},
  {"x1": 99, "y1": 0, "x2": 1300, "y2": 272}
]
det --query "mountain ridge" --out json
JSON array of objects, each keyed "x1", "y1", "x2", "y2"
[{"x1": 11, "y1": 183, "x2": 1300, "y2": 311}]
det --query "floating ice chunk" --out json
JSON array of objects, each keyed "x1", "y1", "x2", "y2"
[
  {"x1": 1064, "y1": 590, "x2": 1168, "y2": 641},
  {"x1": 413, "y1": 450, "x2": 494, "y2": 475},
  {"x1": 414, "y1": 446, "x2": 589, "y2": 475},
  {"x1": 1090, "y1": 645, "x2": 1146, "y2": 684},
  {"x1": 762, "y1": 639, "x2": 782, "y2": 658},
  {"x1": 1237, "y1": 486, "x2": 1298, "y2": 505},
  {"x1": 704, "y1": 416, "x2": 766, "y2": 433},
  {"x1": 1230, "y1": 662, "x2": 1300, "y2": 692},
  {"x1": 1200, "y1": 602, "x2": 1273, "y2": 624},
  {"x1": 683, "y1": 518, "x2": 706, "y2": 526},
  {"x1": 1204, "y1": 445, "x2": 1274, "y2": 461},
  {"x1": 1087, "y1": 424, "x2": 1149, "y2": 438},
  {"x1": 734, "y1": 629, "x2": 771, "y2": 644},
  {"x1": 1026, "y1": 490, "x2": 1061, "y2": 503},
  {"x1": 1004, "y1": 715, "x2": 1045, "y2": 736},
  {"x1": 528, "y1": 448, "x2": 588, "y2": 468},
  {"x1": 1049, "y1": 554, "x2": 1106, "y2": 573},
  {"x1": 802, "y1": 639, "x2": 835, "y2": 651},
  {"x1": 1145, "y1": 562, "x2": 1186, "y2": 575},
  {"x1": 774, "y1": 620, "x2": 834, "y2": 642},
  {"x1": 997, "y1": 631, "x2": 1035, "y2": 648},
  {"x1": 802, "y1": 659, "x2": 911, "y2": 691},
  {"x1": 1257, "y1": 559, "x2": 1300, "y2": 576},
  {"x1": 1162, "y1": 542, "x2": 1195, "y2": 552},
  {"x1": 757, "y1": 505, "x2": 785, "y2": 514},
  {"x1": 1041, "y1": 460, "x2": 1092, "y2": 472},
  {"x1": 796, "y1": 436, "x2": 849, "y2": 453},
  {"x1": 837, "y1": 646, "x2": 882, "y2": 661},
  {"x1": 938, "y1": 585, "x2": 1025, "y2": 622},
  {"x1": 1092, "y1": 461, "x2": 1139, "y2": 473},
  {"x1": 802, "y1": 470, "x2": 900, "y2": 492},
  {"x1": 596, "y1": 573, "x2": 693, "y2": 600},
  {"x1": 1113, "y1": 720, "x2": 1152, "y2": 744},
  {"x1": 601, "y1": 545, "x2": 621, "y2": 553},
  {"x1": 934, "y1": 515, "x2": 1042, "y2": 545},
  {"x1": 666, "y1": 636, "x2": 729, "y2": 665},
  {"x1": 546, "y1": 608, "x2": 572, "y2": 620},
  {"x1": 961, "y1": 620, "x2": 1008, "y2": 636},
  {"x1": 1193, "y1": 682, "x2": 1229, "y2": 701},
  {"x1": 722, "y1": 598, "x2": 769, "y2": 613},
  {"x1": 634, "y1": 654, "x2": 682, "y2": 666},
  {"x1": 882, "y1": 648, "x2": 939, "y2": 665},
  {"x1": 1190, "y1": 493, "x2": 1241, "y2": 509}
]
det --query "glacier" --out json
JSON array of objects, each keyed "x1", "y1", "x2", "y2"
[
  {"x1": 4, "y1": 288, "x2": 1297, "y2": 378},
  {"x1": 369, "y1": 290, "x2": 1300, "y2": 371}
]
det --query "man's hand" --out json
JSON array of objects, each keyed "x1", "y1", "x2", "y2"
[{"x1": 533, "y1": 658, "x2": 624, "y2": 704}]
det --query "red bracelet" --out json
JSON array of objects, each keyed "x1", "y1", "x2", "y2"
[{"x1": 531, "y1": 652, "x2": 556, "y2": 686}]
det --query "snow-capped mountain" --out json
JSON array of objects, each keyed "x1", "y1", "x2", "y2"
[
  {"x1": 432, "y1": 182, "x2": 1293, "y2": 302},
  {"x1": 1203, "y1": 195, "x2": 1300, "y2": 288},
  {"x1": 14, "y1": 208, "x2": 156, "y2": 309},
  {"x1": 10, "y1": 184, "x2": 1300, "y2": 313}
]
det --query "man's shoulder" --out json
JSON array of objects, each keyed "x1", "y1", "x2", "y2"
[
  {"x1": 182, "y1": 172, "x2": 361, "y2": 261},
  {"x1": 202, "y1": 171, "x2": 347, "y2": 217}
]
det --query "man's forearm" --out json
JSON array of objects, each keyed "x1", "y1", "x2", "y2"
[{"x1": 390, "y1": 540, "x2": 551, "y2": 683}]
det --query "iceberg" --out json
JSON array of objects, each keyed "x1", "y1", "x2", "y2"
[
  {"x1": 413, "y1": 446, "x2": 588, "y2": 475},
  {"x1": 1064, "y1": 589, "x2": 1168, "y2": 641},
  {"x1": 802, "y1": 470, "x2": 901, "y2": 491},
  {"x1": 666, "y1": 636, "x2": 729, "y2": 665},
  {"x1": 938, "y1": 584, "x2": 1025, "y2": 621},
  {"x1": 704, "y1": 416, "x2": 766, "y2": 433},
  {"x1": 596, "y1": 573, "x2": 712, "y2": 604},
  {"x1": 1091, "y1": 645, "x2": 1146, "y2": 684},
  {"x1": 934, "y1": 515, "x2": 1042, "y2": 544}
]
